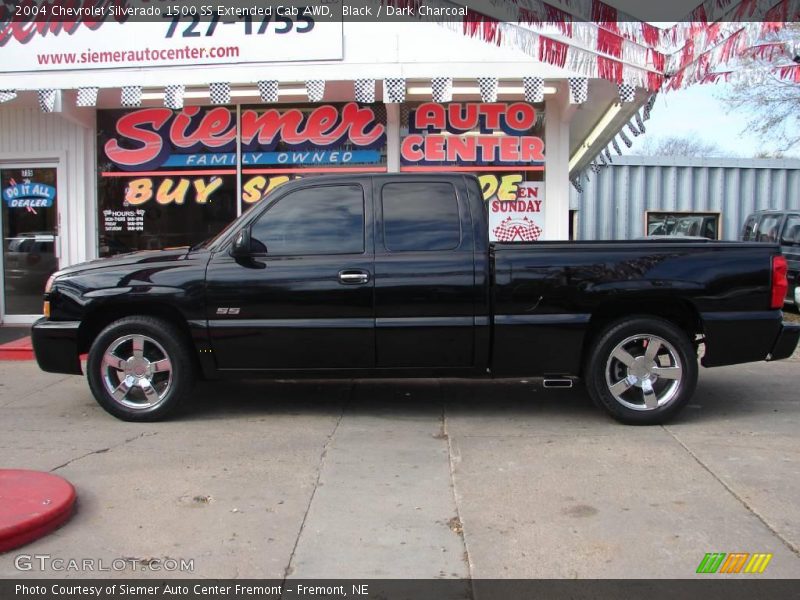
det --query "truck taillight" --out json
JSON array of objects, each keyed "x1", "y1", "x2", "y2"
[{"x1": 771, "y1": 255, "x2": 788, "y2": 310}]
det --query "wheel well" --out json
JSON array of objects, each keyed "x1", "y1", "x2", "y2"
[
  {"x1": 77, "y1": 303, "x2": 197, "y2": 358},
  {"x1": 579, "y1": 300, "x2": 702, "y2": 376}
]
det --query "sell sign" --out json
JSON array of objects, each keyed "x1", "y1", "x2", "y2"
[{"x1": 488, "y1": 182, "x2": 545, "y2": 242}]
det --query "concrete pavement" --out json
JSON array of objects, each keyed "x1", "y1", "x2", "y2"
[{"x1": 0, "y1": 357, "x2": 798, "y2": 579}]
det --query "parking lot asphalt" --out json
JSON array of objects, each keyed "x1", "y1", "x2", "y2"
[{"x1": 0, "y1": 355, "x2": 798, "y2": 579}]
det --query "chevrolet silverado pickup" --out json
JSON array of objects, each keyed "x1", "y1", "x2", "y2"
[{"x1": 32, "y1": 174, "x2": 799, "y2": 424}]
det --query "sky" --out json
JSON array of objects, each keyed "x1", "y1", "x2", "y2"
[{"x1": 623, "y1": 83, "x2": 800, "y2": 159}]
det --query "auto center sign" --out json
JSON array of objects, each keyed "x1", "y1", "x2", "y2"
[{"x1": 401, "y1": 103, "x2": 545, "y2": 170}]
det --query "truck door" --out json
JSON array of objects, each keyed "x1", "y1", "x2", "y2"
[
  {"x1": 205, "y1": 182, "x2": 374, "y2": 370},
  {"x1": 373, "y1": 177, "x2": 476, "y2": 369}
]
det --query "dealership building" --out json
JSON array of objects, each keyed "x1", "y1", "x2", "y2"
[{"x1": 0, "y1": 6, "x2": 729, "y2": 323}]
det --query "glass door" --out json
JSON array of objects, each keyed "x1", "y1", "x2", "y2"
[{"x1": 1, "y1": 165, "x2": 60, "y2": 321}]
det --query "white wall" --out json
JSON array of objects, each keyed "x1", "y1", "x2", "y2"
[{"x1": 0, "y1": 107, "x2": 97, "y2": 267}]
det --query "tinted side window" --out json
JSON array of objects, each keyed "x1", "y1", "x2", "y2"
[
  {"x1": 782, "y1": 215, "x2": 800, "y2": 244},
  {"x1": 742, "y1": 216, "x2": 757, "y2": 241},
  {"x1": 251, "y1": 185, "x2": 364, "y2": 256},
  {"x1": 382, "y1": 182, "x2": 460, "y2": 252},
  {"x1": 756, "y1": 214, "x2": 782, "y2": 242}
]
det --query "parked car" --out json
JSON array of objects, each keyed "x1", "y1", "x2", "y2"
[
  {"x1": 32, "y1": 174, "x2": 798, "y2": 425},
  {"x1": 741, "y1": 210, "x2": 800, "y2": 309},
  {"x1": 4, "y1": 231, "x2": 58, "y2": 293}
]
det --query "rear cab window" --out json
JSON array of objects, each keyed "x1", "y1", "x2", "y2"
[{"x1": 381, "y1": 182, "x2": 461, "y2": 252}]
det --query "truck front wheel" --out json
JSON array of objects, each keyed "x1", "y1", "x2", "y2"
[
  {"x1": 86, "y1": 316, "x2": 195, "y2": 421},
  {"x1": 585, "y1": 317, "x2": 698, "y2": 425}
]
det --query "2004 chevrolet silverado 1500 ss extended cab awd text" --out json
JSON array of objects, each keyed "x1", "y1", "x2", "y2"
[{"x1": 32, "y1": 174, "x2": 799, "y2": 424}]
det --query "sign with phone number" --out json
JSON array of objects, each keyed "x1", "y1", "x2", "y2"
[{"x1": 1, "y1": 3, "x2": 343, "y2": 73}]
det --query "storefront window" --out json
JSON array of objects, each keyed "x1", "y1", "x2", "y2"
[
  {"x1": 97, "y1": 107, "x2": 238, "y2": 256},
  {"x1": 400, "y1": 102, "x2": 545, "y2": 242}
]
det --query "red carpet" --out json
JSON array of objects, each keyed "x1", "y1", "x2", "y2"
[{"x1": 0, "y1": 336, "x2": 34, "y2": 361}]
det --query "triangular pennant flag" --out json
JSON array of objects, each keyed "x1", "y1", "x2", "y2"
[
  {"x1": 431, "y1": 77, "x2": 453, "y2": 103},
  {"x1": 0, "y1": 90, "x2": 17, "y2": 103},
  {"x1": 164, "y1": 85, "x2": 185, "y2": 110},
  {"x1": 570, "y1": 176, "x2": 583, "y2": 194},
  {"x1": 590, "y1": 161, "x2": 601, "y2": 174},
  {"x1": 76, "y1": 87, "x2": 99, "y2": 107},
  {"x1": 38, "y1": 89, "x2": 57, "y2": 113},
  {"x1": 306, "y1": 80, "x2": 325, "y2": 102},
  {"x1": 383, "y1": 78, "x2": 406, "y2": 103},
  {"x1": 258, "y1": 80, "x2": 279, "y2": 103},
  {"x1": 568, "y1": 77, "x2": 588, "y2": 104},
  {"x1": 354, "y1": 79, "x2": 376, "y2": 103},
  {"x1": 121, "y1": 86, "x2": 142, "y2": 107},
  {"x1": 523, "y1": 77, "x2": 545, "y2": 103},
  {"x1": 209, "y1": 82, "x2": 230, "y2": 105},
  {"x1": 478, "y1": 77, "x2": 498, "y2": 102}
]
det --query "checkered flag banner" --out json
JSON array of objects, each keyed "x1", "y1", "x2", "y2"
[
  {"x1": 258, "y1": 80, "x2": 279, "y2": 103},
  {"x1": 493, "y1": 216, "x2": 543, "y2": 243},
  {"x1": 431, "y1": 77, "x2": 452, "y2": 103},
  {"x1": 570, "y1": 176, "x2": 583, "y2": 194},
  {"x1": 643, "y1": 94, "x2": 657, "y2": 120},
  {"x1": 597, "y1": 152, "x2": 608, "y2": 167},
  {"x1": 354, "y1": 79, "x2": 376, "y2": 103},
  {"x1": 76, "y1": 87, "x2": 99, "y2": 107},
  {"x1": 306, "y1": 80, "x2": 325, "y2": 102},
  {"x1": 568, "y1": 77, "x2": 588, "y2": 104},
  {"x1": 38, "y1": 89, "x2": 57, "y2": 113},
  {"x1": 618, "y1": 83, "x2": 636, "y2": 103},
  {"x1": 164, "y1": 85, "x2": 185, "y2": 110},
  {"x1": 590, "y1": 161, "x2": 601, "y2": 174},
  {"x1": 383, "y1": 78, "x2": 406, "y2": 103},
  {"x1": 635, "y1": 110, "x2": 646, "y2": 134},
  {"x1": 627, "y1": 120, "x2": 641, "y2": 137},
  {"x1": 478, "y1": 77, "x2": 498, "y2": 103},
  {"x1": 523, "y1": 77, "x2": 545, "y2": 103},
  {"x1": 619, "y1": 129, "x2": 633, "y2": 148},
  {"x1": 209, "y1": 82, "x2": 230, "y2": 105},
  {"x1": 121, "y1": 86, "x2": 142, "y2": 108},
  {"x1": 604, "y1": 147, "x2": 613, "y2": 163},
  {"x1": 0, "y1": 90, "x2": 17, "y2": 103},
  {"x1": 611, "y1": 137, "x2": 622, "y2": 156}
]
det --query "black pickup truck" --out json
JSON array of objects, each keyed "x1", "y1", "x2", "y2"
[{"x1": 32, "y1": 174, "x2": 799, "y2": 424}]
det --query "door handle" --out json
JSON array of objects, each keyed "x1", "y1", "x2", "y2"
[{"x1": 338, "y1": 270, "x2": 370, "y2": 285}]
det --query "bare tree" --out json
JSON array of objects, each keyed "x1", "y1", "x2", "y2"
[
  {"x1": 640, "y1": 136, "x2": 731, "y2": 157},
  {"x1": 718, "y1": 24, "x2": 800, "y2": 153}
]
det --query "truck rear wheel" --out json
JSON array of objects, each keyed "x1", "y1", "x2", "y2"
[
  {"x1": 86, "y1": 316, "x2": 195, "y2": 421},
  {"x1": 585, "y1": 317, "x2": 698, "y2": 425}
]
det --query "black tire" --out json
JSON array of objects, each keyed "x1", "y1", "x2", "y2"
[
  {"x1": 87, "y1": 316, "x2": 195, "y2": 421},
  {"x1": 585, "y1": 317, "x2": 698, "y2": 425}
]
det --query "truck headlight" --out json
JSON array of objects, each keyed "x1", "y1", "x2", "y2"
[{"x1": 44, "y1": 271, "x2": 63, "y2": 295}]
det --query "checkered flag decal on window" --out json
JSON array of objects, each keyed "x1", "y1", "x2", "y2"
[
  {"x1": 209, "y1": 82, "x2": 230, "y2": 105},
  {"x1": 478, "y1": 77, "x2": 498, "y2": 102},
  {"x1": 354, "y1": 79, "x2": 376, "y2": 103},
  {"x1": 568, "y1": 77, "x2": 588, "y2": 104},
  {"x1": 38, "y1": 89, "x2": 57, "y2": 113},
  {"x1": 306, "y1": 80, "x2": 325, "y2": 102},
  {"x1": 121, "y1": 86, "x2": 142, "y2": 107},
  {"x1": 383, "y1": 78, "x2": 406, "y2": 103},
  {"x1": 431, "y1": 77, "x2": 452, "y2": 103},
  {"x1": 258, "y1": 80, "x2": 279, "y2": 103},
  {"x1": 76, "y1": 87, "x2": 99, "y2": 107},
  {"x1": 523, "y1": 77, "x2": 545, "y2": 103},
  {"x1": 371, "y1": 103, "x2": 386, "y2": 124},
  {"x1": 0, "y1": 90, "x2": 17, "y2": 103},
  {"x1": 618, "y1": 83, "x2": 635, "y2": 103},
  {"x1": 493, "y1": 216, "x2": 543, "y2": 243},
  {"x1": 164, "y1": 85, "x2": 185, "y2": 110}
]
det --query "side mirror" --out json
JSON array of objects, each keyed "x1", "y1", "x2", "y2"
[{"x1": 230, "y1": 227, "x2": 251, "y2": 258}]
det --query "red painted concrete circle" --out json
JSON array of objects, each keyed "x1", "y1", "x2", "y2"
[{"x1": 0, "y1": 470, "x2": 76, "y2": 553}]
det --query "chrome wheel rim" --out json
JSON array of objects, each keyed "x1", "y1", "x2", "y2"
[
  {"x1": 604, "y1": 334, "x2": 683, "y2": 411},
  {"x1": 101, "y1": 334, "x2": 173, "y2": 410}
]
